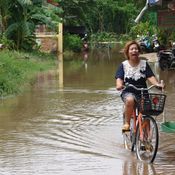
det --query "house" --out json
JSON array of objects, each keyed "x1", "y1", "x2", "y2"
[{"x1": 158, "y1": 0, "x2": 175, "y2": 28}]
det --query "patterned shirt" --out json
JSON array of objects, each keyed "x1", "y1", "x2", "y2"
[{"x1": 115, "y1": 60, "x2": 155, "y2": 95}]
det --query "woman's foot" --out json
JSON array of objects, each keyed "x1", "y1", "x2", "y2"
[{"x1": 122, "y1": 123, "x2": 130, "y2": 131}]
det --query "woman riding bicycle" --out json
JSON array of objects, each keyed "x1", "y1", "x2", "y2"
[{"x1": 115, "y1": 40, "x2": 164, "y2": 131}]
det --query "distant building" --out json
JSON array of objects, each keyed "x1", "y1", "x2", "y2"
[{"x1": 158, "y1": 0, "x2": 175, "y2": 28}]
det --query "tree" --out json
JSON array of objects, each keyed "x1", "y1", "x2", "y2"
[
  {"x1": 0, "y1": 0, "x2": 62, "y2": 50},
  {"x1": 0, "y1": 0, "x2": 11, "y2": 34},
  {"x1": 60, "y1": 0, "x2": 139, "y2": 34}
]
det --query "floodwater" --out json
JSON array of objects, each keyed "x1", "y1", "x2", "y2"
[{"x1": 0, "y1": 45, "x2": 175, "y2": 175}]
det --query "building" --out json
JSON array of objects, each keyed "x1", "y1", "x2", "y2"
[{"x1": 158, "y1": 0, "x2": 175, "y2": 28}]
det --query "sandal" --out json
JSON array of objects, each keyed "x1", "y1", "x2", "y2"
[{"x1": 122, "y1": 123, "x2": 130, "y2": 131}]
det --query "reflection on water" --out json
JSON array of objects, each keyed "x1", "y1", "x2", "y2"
[
  {"x1": 0, "y1": 46, "x2": 175, "y2": 174},
  {"x1": 122, "y1": 161, "x2": 156, "y2": 175},
  {"x1": 58, "y1": 54, "x2": 63, "y2": 88}
]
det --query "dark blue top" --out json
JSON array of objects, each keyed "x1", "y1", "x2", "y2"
[{"x1": 115, "y1": 60, "x2": 155, "y2": 96}]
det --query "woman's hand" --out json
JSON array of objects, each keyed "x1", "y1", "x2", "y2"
[
  {"x1": 116, "y1": 85, "x2": 124, "y2": 91},
  {"x1": 116, "y1": 78, "x2": 124, "y2": 91},
  {"x1": 156, "y1": 80, "x2": 165, "y2": 90}
]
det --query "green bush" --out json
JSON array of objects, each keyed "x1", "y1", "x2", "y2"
[
  {"x1": 0, "y1": 35, "x2": 15, "y2": 49},
  {"x1": 90, "y1": 32, "x2": 117, "y2": 42},
  {"x1": 63, "y1": 34, "x2": 82, "y2": 52},
  {"x1": 89, "y1": 32, "x2": 118, "y2": 49},
  {"x1": 129, "y1": 21, "x2": 158, "y2": 39},
  {"x1": 118, "y1": 34, "x2": 132, "y2": 43},
  {"x1": 156, "y1": 28, "x2": 175, "y2": 48},
  {"x1": 0, "y1": 50, "x2": 55, "y2": 96}
]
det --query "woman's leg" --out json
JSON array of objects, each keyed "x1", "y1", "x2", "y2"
[{"x1": 123, "y1": 95, "x2": 135, "y2": 130}]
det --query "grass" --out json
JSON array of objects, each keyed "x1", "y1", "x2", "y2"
[{"x1": 0, "y1": 50, "x2": 57, "y2": 97}]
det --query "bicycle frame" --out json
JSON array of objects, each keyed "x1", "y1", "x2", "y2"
[
  {"x1": 124, "y1": 103, "x2": 146, "y2": 149},
  {"x1": 133, "y1": 106, "x2": 149, "y2": 143}
]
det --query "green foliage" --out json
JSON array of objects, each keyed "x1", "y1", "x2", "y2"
[
  {"x1": 90, "y1": 32, "x2": 117, "y2": 42},
  {"x1": 168, "y1": 29, "x2": 175, "y2": 42},
  {"x1": 147, "y1": 12, "x2": 157, "y2": 26},
  {"x1": 61, "y1": 0, "x2": 138, "y2": 35},
  {"x1": 0, "y1": 0, "x2": 62, "y2": 51},
  {"x1": 129, "y1": 21, "x2": 158, "y2": 39},
  {"x1": 157, "y1": 28, "x2": 175, "y2": 48},
  {"x1": 0, "y1": 35, "x2": 15, "y2": 49},
  {"x1": 0, "y1": 50, "x2": 55, "y2": 96},
  {"x1": 128, "y1": 20, "x2": 175, "y2": 48},
  {"x1": 63, "y1": 34, "x2": 82, "y2": 52},
  {"x1": 118, "y1": 34, "x2": 132, "y2": 44},
  {"x1": 0, "y1": 0, "x2": 173, "y2": 52}
]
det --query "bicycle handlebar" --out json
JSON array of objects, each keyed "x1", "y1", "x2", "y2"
[{"x1": 123, "y1": 83, "x2": 162, "y2": 92}]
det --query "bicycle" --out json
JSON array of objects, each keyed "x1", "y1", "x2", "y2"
[{"x1": 122, "y1": 83, "x2": 166, "y2": 163}]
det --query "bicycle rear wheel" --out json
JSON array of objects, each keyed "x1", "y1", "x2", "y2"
[{"x1": 135, "y1": 115, "x2": 159, "y2": 163}]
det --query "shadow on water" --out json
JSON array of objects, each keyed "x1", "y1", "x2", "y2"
[{"x1": 0, "y1": 44, "x2": 175, "y2": 174}]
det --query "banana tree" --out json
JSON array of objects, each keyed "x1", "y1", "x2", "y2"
[{"x1": 1, "y1": 0, "x2": 62, "y2": 50}]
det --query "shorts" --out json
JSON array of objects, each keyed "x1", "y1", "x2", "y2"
[{"x1": 121, "y1": 92, "x2": 138, "y2": 103}]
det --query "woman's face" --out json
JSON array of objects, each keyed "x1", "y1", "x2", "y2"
[{"x1": 128, "y1": 44, "x2": 139, "y2": 61}]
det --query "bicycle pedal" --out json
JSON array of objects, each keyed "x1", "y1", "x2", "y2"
[
  {"x1": 140, "y1": 145, "x2": 146, "y2": 151},
  {"x1": 145, "y1": 143, "x2": 153, "y2": 152}
]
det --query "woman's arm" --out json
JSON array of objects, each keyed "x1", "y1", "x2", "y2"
[
  {"x1": 147, "y1": 76, "x2": 165, "y2": 88},
  {"x1": 147, "y1": 76, "x2": 159, "y2": 86},
  {"x1": 116, "y1": 78, "x2": 124, "y2": 90}
]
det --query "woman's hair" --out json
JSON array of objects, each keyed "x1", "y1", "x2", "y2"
[{"x1": 123, "y1": 40, "x2": 141, "y2": 60}]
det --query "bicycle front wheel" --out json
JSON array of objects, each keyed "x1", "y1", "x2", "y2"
[{"x1": 135, "y1": 115, "x2": 159, "y2": 163}]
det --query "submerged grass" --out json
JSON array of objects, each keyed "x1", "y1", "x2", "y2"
[{"x1": 0, "y1": 50, "x2": 56, "y2": 97}]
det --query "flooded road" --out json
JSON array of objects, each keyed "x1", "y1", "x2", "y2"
[{"x1": 0, "y1": 46, "x2": 175, "y2": 175}]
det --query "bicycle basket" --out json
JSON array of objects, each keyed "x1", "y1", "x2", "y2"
[{"x1": 137, "y1": 93, "x2": 166, "y2": 116}]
